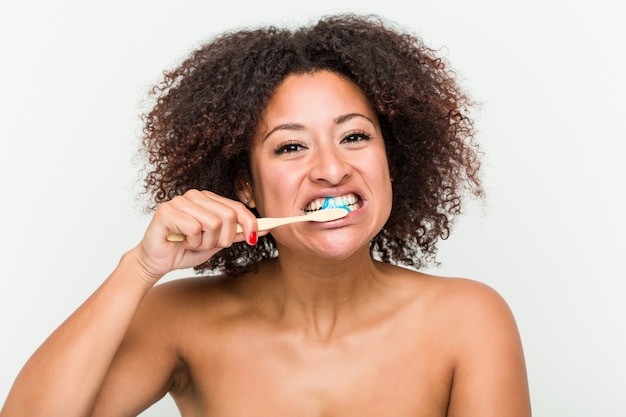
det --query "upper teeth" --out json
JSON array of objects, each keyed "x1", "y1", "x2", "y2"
[{"x1": 305, "y1": 194, "x2": 358, "y2": 212}]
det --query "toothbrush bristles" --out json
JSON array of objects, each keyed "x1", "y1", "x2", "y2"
[{"x1": 321, "y1": 197, "x2": 352, "y2": 212}]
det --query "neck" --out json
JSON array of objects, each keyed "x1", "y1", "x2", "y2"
[{"x1": 265, "y1": 246, "x2": 385, "y2": 341}]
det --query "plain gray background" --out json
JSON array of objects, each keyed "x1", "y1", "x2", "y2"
[{"x1": 1, "y1": 0, "x2": 625, "y2": 415}]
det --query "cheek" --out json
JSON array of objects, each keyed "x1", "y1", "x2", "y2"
[
  {"x1": 368, "y1": 152, "x2": 393, "y2": 206},
  {"x1": 251, "y1": 165, "x2": 301, "y2": 216},
  {"x1": 368, "y1": 150, "x2": 392, "y2": 184}
]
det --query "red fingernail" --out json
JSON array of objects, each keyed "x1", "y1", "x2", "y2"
[{"x1": 248, "y1": 231, "x2": 257, "y2": 245}]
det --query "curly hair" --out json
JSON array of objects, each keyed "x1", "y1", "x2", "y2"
[{"x1": 140, "y1": 14, "x2": 483, "y2": 274}]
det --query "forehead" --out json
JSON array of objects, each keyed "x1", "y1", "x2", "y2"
[{"x1": 258, "y1": 70, "x2": 376, "y2": 130}]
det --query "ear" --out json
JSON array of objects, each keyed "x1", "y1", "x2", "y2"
[
  {"x1": 389, "y1": 163, "x2": 397, "y2": 183},
  {"x1": 235, "y1": 178, "x2": 256, "y2": 208}
]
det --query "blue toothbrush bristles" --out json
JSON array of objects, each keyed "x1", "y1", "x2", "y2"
[{"x1": 321, "y1": 197, "x2": 351, "y2": 212}]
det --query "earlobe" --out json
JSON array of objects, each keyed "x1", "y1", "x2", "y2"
[{"x1": 236, "y1": 180, "x2": 256, "y2": 208}]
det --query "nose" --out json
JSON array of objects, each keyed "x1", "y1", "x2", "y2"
[{"x1": 308, "y1": 143, "x2": 351, "y2": 185}]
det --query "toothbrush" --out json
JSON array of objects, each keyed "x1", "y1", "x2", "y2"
[
  {"x1": 321, "y1": 196, "x2": 351, "y2": 211},
  {"x1": 166, "y1": 206, "x2": 349, "y2": 242}
]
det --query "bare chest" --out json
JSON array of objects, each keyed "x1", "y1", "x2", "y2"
[{"x1": 171, "y1": 320, "x2": 453, "y2": 417}]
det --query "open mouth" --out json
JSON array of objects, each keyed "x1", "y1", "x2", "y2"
[{"x1": 304, "y1": 193, "x2": 361, "y2": 213}]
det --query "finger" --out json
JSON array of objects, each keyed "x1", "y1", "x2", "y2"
[
  {"x1": 154, "y1": 196, "x2": 204, "y2": 244},
  {"x1": 180, "y1": 191, "x2": 241, "y2": 247},
  {"x1": 167, "y1": 190, "x2": 256, "y2": 249},
  {"x1": 190, "y1": 190, "x2": 260, "y2": 245}
]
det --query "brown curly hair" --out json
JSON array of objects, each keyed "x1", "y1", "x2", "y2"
[{"x1": 140, "y1": 14, "x2": 483, "y2": 274}]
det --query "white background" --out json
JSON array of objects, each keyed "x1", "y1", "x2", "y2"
[{"x1": 1, "y1": 0, "x2": 625, "y2": 416}]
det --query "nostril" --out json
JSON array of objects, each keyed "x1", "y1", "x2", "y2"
[{"x1": 310, "y1": 149, "x2": 352, "y2": 185}]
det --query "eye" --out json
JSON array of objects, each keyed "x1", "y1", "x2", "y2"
[
  {"x1": 273, "y1": 140, "x2": 307, "y2": 154},
  {"x1": 341, "y1": 131, "x2": 372, "y2": 144}
]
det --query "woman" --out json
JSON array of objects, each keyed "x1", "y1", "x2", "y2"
[{"x1": 1, "y1": 14, "x2": 531, "y2": 417}]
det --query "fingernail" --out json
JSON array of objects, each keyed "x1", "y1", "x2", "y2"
[{"x1": 248, "y1": 231, "x2": 257, "y2": 245}]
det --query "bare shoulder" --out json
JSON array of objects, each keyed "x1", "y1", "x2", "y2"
[
  {"x1": 112, "y1": 275, "x2": 242, "y2": 357},
  {"x1": 397, "y1": 271, "x2": 530, "y2": 416},
  {"x1": 141, "y1": 273, "x2": 251, "y2": 320},
  {"x1": 91, "y1": 275, "x2": 250, "y2": 415},
  {"x1": 382, "y1": 265, "x2": 522, "y2": 358},
  {"x1": 427, "y1": 275, "x2": 515, "y2": 320},
  {"x1": 380, "y1": 263, "x2": 513, "y2": 318},
  {"x1": 437, "y1": 277, "x2": 520, "y2": 341}
]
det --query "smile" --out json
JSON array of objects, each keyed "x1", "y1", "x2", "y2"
[{"x1": 304, "y1": 193, "x2": 361, "y2": 213}]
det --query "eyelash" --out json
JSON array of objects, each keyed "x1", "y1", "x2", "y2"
[
  {"x1": 341, "y1": 130, "x2": 372, "y2": 144},
  {"x1": 273, "y1": 140, "x2": 306, "y2": 154},
  {"x1": 272, "y1": 131, "x2": 372, "y2": 154}
]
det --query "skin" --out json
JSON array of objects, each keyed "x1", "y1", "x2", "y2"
[{"x1": 0, "y1": 71, "x2": 531, "y2": 417}]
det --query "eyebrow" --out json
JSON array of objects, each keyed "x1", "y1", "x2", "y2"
[
  {"x1": 263, "y1": 123, "x2": 305, "y2": 141},
  {"x1": 262, "y1": 113, "x2": 375, "y2": 141},
  {"x1": 334, "y1": 112, "x2": 375, "y2": 126}
]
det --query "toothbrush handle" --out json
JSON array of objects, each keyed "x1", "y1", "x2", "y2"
[
  {"x1": 165, "y1": 208, "x2": 348, "y2": 242},
  {"x1": 166, "y1": 216, "x2": 311, "y2": 241}
]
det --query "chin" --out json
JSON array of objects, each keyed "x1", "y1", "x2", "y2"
[
  {"x1": 273, "y1": 227, "x2": 377, "y2": 261},
  {"x1": 309, "y1": 235, "x2": 372, "y2": 261}
]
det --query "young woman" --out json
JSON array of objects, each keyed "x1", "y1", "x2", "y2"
[{"x1": 1, "y1": 14, "x2": 531, "y2": 417}]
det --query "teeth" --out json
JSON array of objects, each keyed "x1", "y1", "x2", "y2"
[{"x1": 305, "y1": 194, "x2": 358, "y2": 212}]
